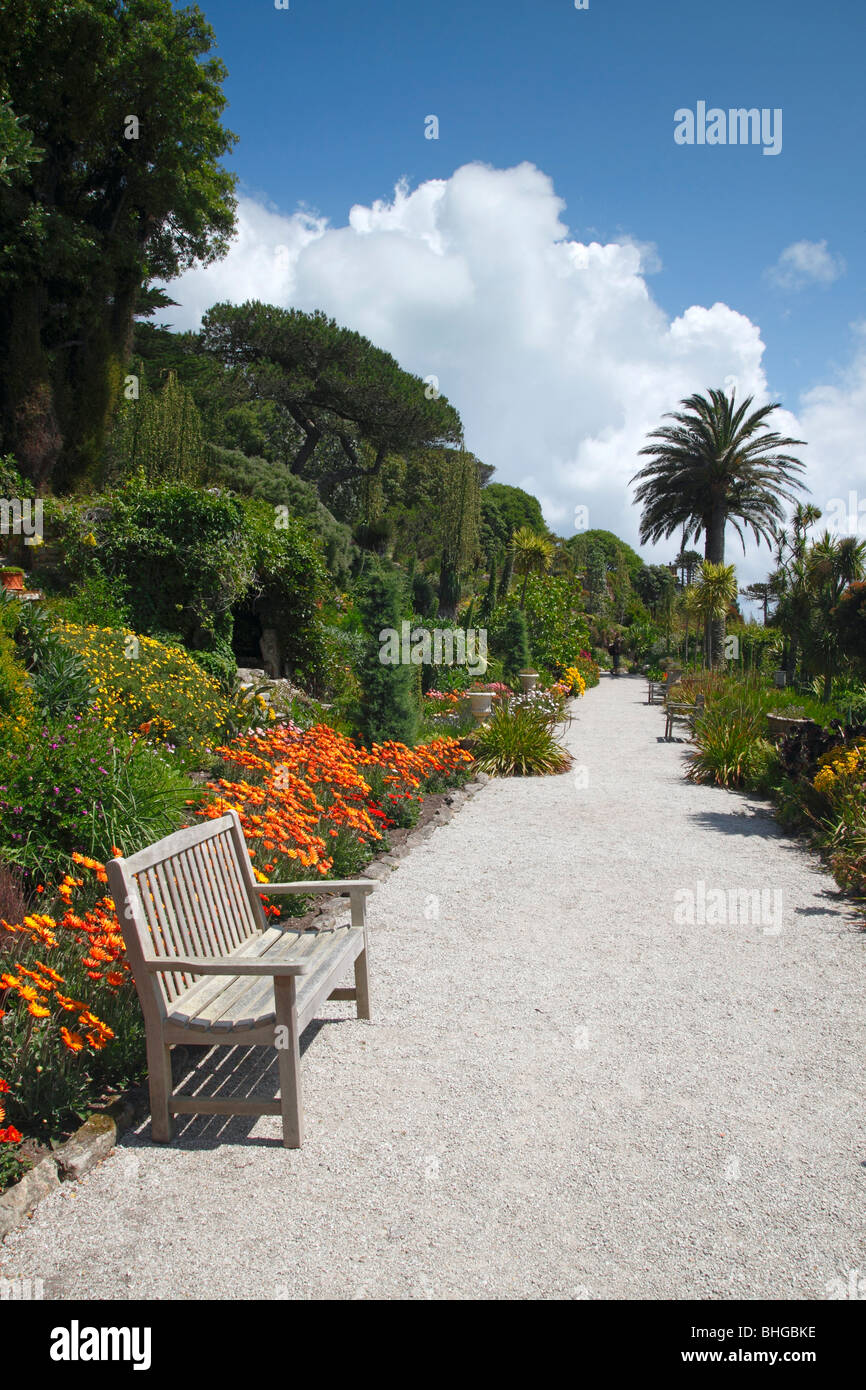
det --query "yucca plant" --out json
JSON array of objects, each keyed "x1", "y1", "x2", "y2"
[
  {"x1": 686, "y1": 702, "x2": 778, "y2": 789},
  {"x1": 470, "y1": 703, "x2": 569, "y2": 777}
]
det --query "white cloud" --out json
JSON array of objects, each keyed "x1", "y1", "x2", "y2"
[
  {"x1": 766, "y1": 239, "x2": 846, "y2": 290},
  {"x1": 163, "y1": 163, "x2": 865, "y2": 587}
]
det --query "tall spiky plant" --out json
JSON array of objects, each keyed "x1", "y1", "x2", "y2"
[
  {"x1": 631, "y1": 389, "x2": 806, "y2": 664},
  {"x1": 692, "y1": 562, "x2": 738, "y2": 666},
  {"x1": 511, "y1": 526, "x2": 553, "y2": 606}
]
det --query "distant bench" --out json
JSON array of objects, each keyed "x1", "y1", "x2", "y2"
[{"x1": 107, "y1": 811, "x2": 375, "y2": 1148}]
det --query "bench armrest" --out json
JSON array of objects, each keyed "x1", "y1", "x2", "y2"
[
  {"x1": 258, "y1": 879, "x2": 376, "y2": 896},
  {"x1": 142, "y1": 956, "x2": 311, "y2": 977}
]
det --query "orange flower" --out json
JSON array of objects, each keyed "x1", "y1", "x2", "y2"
[
  {"x1": 60, "y1": 1027, "x2": 85, "y2": 1053},
  {"x1": 34, "y1": 961, "x2": 63, "y2": 984},
  {"x1": 0, "y1": 1125, "x2": 23, "y2": 1144},
  {"x1": 27, "y1": 1002, "x2": 51, "y2": 1019}
]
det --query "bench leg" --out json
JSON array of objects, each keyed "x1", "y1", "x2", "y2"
[
  {"x1": 274, "y1": 977, "x2": 303, "y2": 1148},
  {"x1": 354, "y1": 946, "x2": 372, "y2": 1021},
  {"x1": 147, "y1": 1036, "x2": 174, "y2": 1143}
]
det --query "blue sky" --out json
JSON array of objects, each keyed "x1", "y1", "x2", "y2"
[{"x1": 168, "y1": 0, "x2": 866, "y2": 582}]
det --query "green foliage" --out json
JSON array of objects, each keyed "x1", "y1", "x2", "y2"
[
  {"x1": 567, "y1": 529, "x2": 644, "y2": 577},
  {"x1": 0, "y1": 94, "x2": 40, "y2": 186},
  {"x1": 55, "y1": 622, "x2": 229, "y2": 758},
  {"x1": 411, "y1": 569, "x2": 438, "y2": 619},
  {"x1": 199, "y1": 301, "x2": 462, "y2": 482},
  {"x1": 104, "y1": 369, "x2": 206, "y2": 486},
  {"x1": 481, "y1": 484, "x2": 547, "y2": 545},
  {"x1": 58, "y1": 480, "x2": 251, "y2": 665},
  {"x1": 686, "y1": 703, "x2": 779, "y2": 790},
  {"x1": 834, "y1": 580, "x2": 866, "y2": 676},
  {"x1": 241, "y1": 497, "x2": 329, "y2": 685},
  {"x1": 0, "y1": 626, "x2": 31, "y2": 729},
  {"x1": 437, "y1": 446, "x2": 481, "y2": 618},
  {"x1": 0, "y1": 714, "x2": 197, "y2": 882},
  {"x1": 573, "y1": 652, "x2": 601, "y2": 689},
  {"x1": 470, "y1": 703, "x2": 570, "y2": 777},
  {"x1": 0, "y1": 452, "x2": 25, "y2": 495},
  {"x1": 206, "y1": 445, "x2": 357, "y2": 584},
  {"x1": 632, "y1": 389, "x2": 806, "y2": 665},
  {"x1": 352, "y1": 565, "x2": 418, "y2": 746},
  {"x1": 516, "y1": 573, "x2": 591, "y2": 674},
  {"x1": 49, "y1": 570, "x2": 131, "y2": 630},
  {"x1": 495, "y1": 606, "x2": 531, "y2": 683},
  {"x1": 186, "y1": 645, "x2": 236, "y2": 691},
  {"x1": 0, "y1": 0, "x2": 237, "y2": 487}
]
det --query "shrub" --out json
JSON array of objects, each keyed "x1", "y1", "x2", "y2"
[
  {"x1": 573, "y1": 651, "x2": 601, "y2": 689},
  {"x1": 0, "y1": 629, "x2": 32, "y2": 734},
  {"x1": 56, "y1": 481, "x2": 252, "y2": 669},
  {"x1": 470, "y1": 703, "x2": 570, "y2": 777},
  {"x1": 519, "y1": 573, "x2": 592, "y2": 673},
  {"x1": 496, "y1": 606, "x2": 531, "y2": 684},
  {"x1": 686, "y1": 703, "x2": 779, "y2": 790},
  {"x1": 240, "y1": 498, "x2": 330, "y2": 685},
  {"x1": 50, "y1": 571, "x2": 131, "y2": 630},
  {"x1": 0, "y1": 714, "x2": 197, "y2": 883},
  {"x1": 352, "y1": 566, "x2": 418, "y2": 746},
  {"x1": 186, "y1": 644, "x2": 237, "y2": 691},
  {"x1": 55, "y1": 623, "x2": 229, "y2": 759}
]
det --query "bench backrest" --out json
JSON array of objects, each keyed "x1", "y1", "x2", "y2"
[{"x1": 107, "y1": 811, "x2": 266, "y2": 1015}]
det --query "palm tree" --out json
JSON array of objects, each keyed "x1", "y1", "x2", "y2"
[
  {"x1": 692, "y1": 563, "x2": 738, "y2": 666},
  {"x1": 631, "y1": 388, "x2": 806, "y2": 664},
  {"x1": 511, "y1": 526, "x2": 553, "y2": 606},
  {"x1": 772, "y1": 503, "x2": 822, "y2": 679},
  {"x1": 802, "y1": 532, "x2": 866, "y2": 700}
]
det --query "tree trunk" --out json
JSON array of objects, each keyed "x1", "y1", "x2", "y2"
[{"x1": 704, "y1": 507, "x2": 726, "y2": 667}]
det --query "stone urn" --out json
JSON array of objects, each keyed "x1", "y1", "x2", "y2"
[
  {"x1": 467, "y1": 690, "x2": 494, "y2": 723},
  {"x1": 518, "y1": 671, "x2": 538, "y2": 694},
  {"x1": 0, "y1": 568, "x2": 25, "y2": 593},
  {"x1": 766, "y1": 713, "x2": 813, "y2": 740}
]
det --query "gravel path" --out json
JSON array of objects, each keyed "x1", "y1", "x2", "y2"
[{"x1": 2, "y1": 674, "x2": 864, "y2": 1300}]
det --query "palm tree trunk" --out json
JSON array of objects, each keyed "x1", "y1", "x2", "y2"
[{"x1": 705, "y1": 508, "x2": 726, "y2": 666}]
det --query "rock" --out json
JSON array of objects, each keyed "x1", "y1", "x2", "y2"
[
  {"x1": 55, "y1": 1112, "x2": 117, "y2": 1182},
  {"x1": 0, "y1": 1157, "x2": 60, "y2": 1239}
]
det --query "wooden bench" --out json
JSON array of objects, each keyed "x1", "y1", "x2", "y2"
[
  {"x1": 647, "y1": 669, "x2": 682, "y2": 705},
  {"x1": 106, "y1": 811, "x2": 375, "y2": 1148},
  {"x1": 664, "y1": 691, "x2": 705, "y2": 741}
]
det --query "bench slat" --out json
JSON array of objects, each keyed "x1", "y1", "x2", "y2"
[{"x1": 182, "y1": 931, "x2": 321, "y2": 1032}]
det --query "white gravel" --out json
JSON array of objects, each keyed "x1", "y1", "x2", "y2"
[{"x1": 2, "y1": 673, "x2": 864, "y2": 1300}]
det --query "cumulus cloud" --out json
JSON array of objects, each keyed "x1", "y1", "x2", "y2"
[
  {"x1": 163, "y1": 163, "x2": 865, "y2": 582},
  {"x1": 797, "y1": 328, "x2": 866, "y2": 529},
  {"x1": 766, "y1": 239, "x2": 846, "y2": 290}
]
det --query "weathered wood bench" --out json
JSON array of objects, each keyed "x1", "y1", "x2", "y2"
[
  {"x1": 664, "y1": 691, "x2": 705, "y2": 741},
  {"x1": 106, "y1": 810, "x2": 375, "y2": 1148},
  {"x1": 647, "y1": 668, "x2": 682, "y2": 705}
]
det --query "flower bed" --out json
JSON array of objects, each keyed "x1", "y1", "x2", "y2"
[{"x1": 0, "y1": 725, "x2": 472, "y2": 1178}]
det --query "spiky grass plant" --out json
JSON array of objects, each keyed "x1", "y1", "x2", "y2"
[
  {"x1": 470, "y1": 703, "x2": 569, "y2": 777},
  {"x1": 686, "y1": 703, "x2": 778, "y2": 789}
]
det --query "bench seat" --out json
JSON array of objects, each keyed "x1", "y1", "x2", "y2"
[{"x1": 164, "y1": 922, "x2": 362, "y2": 1037}]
